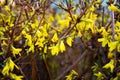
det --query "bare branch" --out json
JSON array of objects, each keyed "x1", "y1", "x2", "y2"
[
  {"x1": 111, "y1": 11, "x2": 115, "y2": 41},
  {"x1": 55, "y1": 50, "x2": 88, "y2": 80}
]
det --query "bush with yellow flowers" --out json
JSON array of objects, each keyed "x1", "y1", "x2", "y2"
[{"x1": 0, "y1": 0, "x2": 120, "y2": 80}]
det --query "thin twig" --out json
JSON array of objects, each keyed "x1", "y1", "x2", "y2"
[
  {"x1": 43, "y1": 55, "x2": 52, "y2": 80},
  {"x1": 111, "y1": 11, "x2": 115, "y2": 41},
  {"x1": 60, "y1": 1, "x2": 95, "y2": 40},
  {"x1": 30, "y1": 53, "x2": 37, "y2": 80},
  {"x1": 15, "y1": 7, "x2": 22, "y2": 25},
  {"x1": 50, "y1": 0, "x2": 68, "y2": 12},
  {"x1": 60, "y1": 7, "x2": 88, "y2": 40},
  {"x1": 24, "y1": 8, "x2": 29, "y2": 20},
  {"x1": 55, "y1": 50, "x2": 88, "y2": 80},
  {"x1": 65, "y1": 0, "x2": 74, "y2": 21},
  {"x1": 105, "y1": 20, "x2": 112, "y2": 30},
  {"x1": 112, "y1": 0, "x2": 117, "y2": 68},
  {"x1": 102, "y1": 7, "x2": 105, "y2": 26},
  {"x1": 19, "y1": 66, "x2": 28, "y2": 80}
]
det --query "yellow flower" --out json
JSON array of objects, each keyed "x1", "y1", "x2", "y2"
[
  {"x1": 94, "y1": 72, "x2": 104, "y2": 79},
  {"x1": 2, "y1": 58, "x2": 19, "y2": 76},
  {"x1": 49, "y1": 44, "x2": 59, "y2": 55},
  {"x1": 28, "y1": 45, "x2": 34, "y2": 53},
  {"x1": 21, "y1": 30, "x2": 26, "y2": 35},
  {"x1": 35, "y1": 37, "x2": 45, "y2": 47},
  {"x1": 58, "y1": 19, "x2": 70, "y2": 28},
  {"x1": 2, "y1": 61, "x2": 9, "y2": 75},
  {"x1": 77, "y1": 31, "x2": 82, "y2": 38},
  {"x1": 5, "y1": 5, "x2": 10, "y2": 11},
  {"x1": 98, "y1": 38, "x2": 109, "y2": 47},
  {"x1": 24, "y1": 34, "x2": 32, "y2": 46},
  {"x1": 90, "y1": 6, "x2": 95, "y2": 11},
  {"x1": 2, "y1": 41, "x2": 8, "y2": 46},
  {"x1": 117, "y1": 44, "x2": 120, "y2": 52},
  {"x1": 39, "y1": 25, "x2": 48, "y2": 37},
  {"x1": 103, "y1": 59, "x2": 114, "y2": 73},
  {"x1": 77, "y1": 22, "x2": 85, "y2": 31},
  {"x1": 60, "y1": 40, "x2": 66, "y2": 52},
  {"x1": 51, "y1": 32, "x2": 58, "y2": 42},
  {"x1": 97, "y1": 0, "x2": 101, "y2": 3},
  {"x1": 71, "y1": 70, "x2": 78, "y2": 76},
  {"x1": 44, "y1": 45, "x2": 47, "y2": 53},
  {"x1": 14, "y1": 36, "x2": 21, "y2": 41},
  {"x1": 108, "y1": 41, "x2": 118, "y2": 52},
  {"x1": 109, "y1": 4, "x2": 120, "y2": 12},
  {"x1": 10, "y1": 73, "x2": 24, "y2": 80},
  {"x1": 108, "y1": 52, "x2": 114, "y2": 59},
  {"x1": 66, "y1": 37, "x2": 73, "y2": 47},
  {"x1": 11, "y1": 46, "x2": 22, "y2": 57},
  {"x1": 115, "y1": 21, "x2": 120, "y2": 27},
  {"x1": 81, "y1": 18, "x2": 93, "y2": 23},
  {"x1": 35, "y1": 30, "x2": 42, "y2": 38}
]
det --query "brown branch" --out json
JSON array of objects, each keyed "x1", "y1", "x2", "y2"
[
  {"x1": 96, "y1": 67, "x2": 108, "y2": 79},
  {"x1": 15, "y1": 7, "x2": 22, "y2": 25},
  {"x1": 60, "y1": 7, "x2": 88, "y2": 39},
  {"x1": 30, "y1": 53, "x2": 37, "y2": 80},
  {"x1": 65, "y1": 0, "x2": 74, "y2": 21},
  {"x1": 102, "y1": 7, "x2": 105, "y2": 26},
  {"x1": 37, "y1": 0, "x2": 46, "y2": 27},
  {"x1": 60, "y1": 1, "x2": 95, "y2": 40},
  {"x1": 50, "y1": 0, "x2": 68, "y2": 12},
  {"x1": 24, "y1": 8, "x2": 29, "y2": 20},
  {"x1": 43, "y1": 55, "x2": 52, "y2": 80},
  {"x1": 111, "y1": 11, "x2": 115, "y2": 41},
  {"x1": 111, "y1": 12, "x2": 117, "y2": 70},
  {"x1": 105, "y1": 20, "x2": 112, "y2": 30},
  {"x1": 55, "y1": 50, "x2": 88, "y2": 80},
  {"x1": 18, "y1": 66, "x2": 28, "y2": 80}
]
